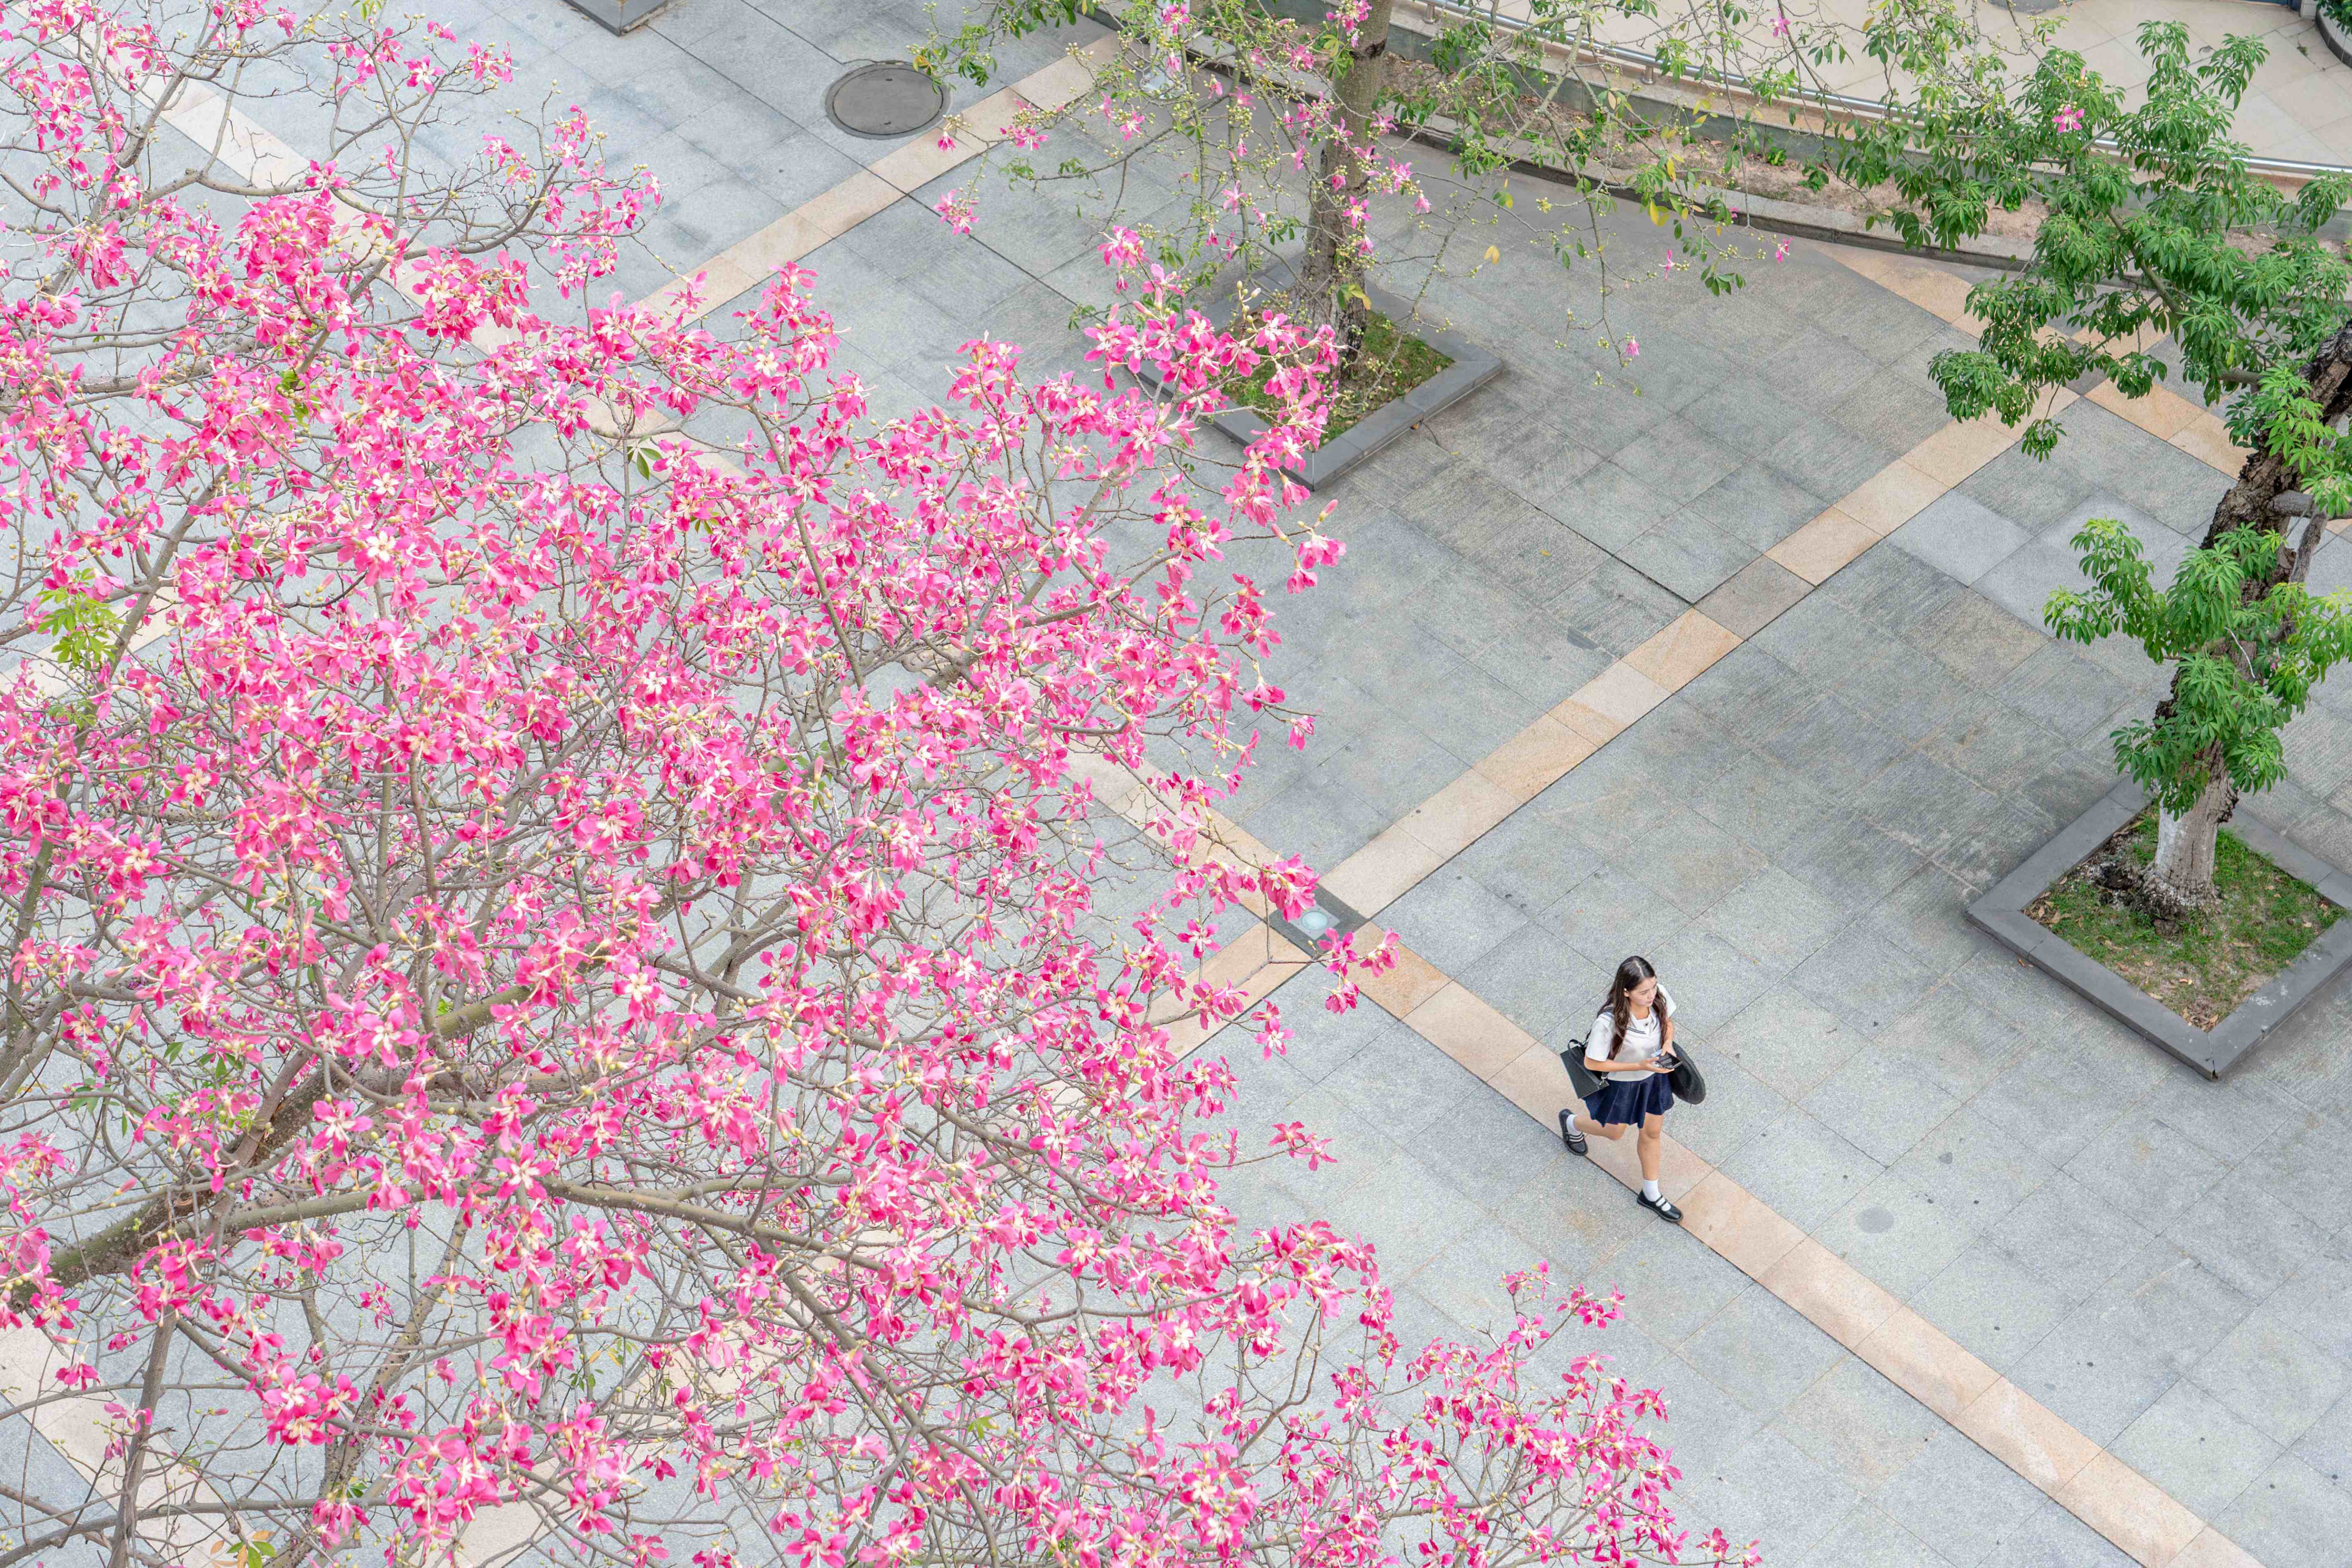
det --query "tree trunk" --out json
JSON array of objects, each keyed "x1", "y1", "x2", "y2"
[
  {"x1": 1297, "y1": 0, "x2": 1395, "y2": 366},
  {"x1": 2139, "y1": 762, "x2": 2236, "y2": 917},
  {"x1": 2123, "y1": 320, "x2": 2352, "y2": 904}
]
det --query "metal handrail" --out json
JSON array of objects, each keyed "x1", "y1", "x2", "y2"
[{"x1": 1406, "y1": 0, "x2": 2352, "y2": 182}]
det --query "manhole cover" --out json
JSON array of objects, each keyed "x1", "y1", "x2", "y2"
[{"x1": 825, "y1": 62, "x2": 946, "y2": 139}]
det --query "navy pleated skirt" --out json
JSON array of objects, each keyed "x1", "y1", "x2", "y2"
[{"x1": 1583, "y1": 1073, "x2": 1674, "y2": 1128}]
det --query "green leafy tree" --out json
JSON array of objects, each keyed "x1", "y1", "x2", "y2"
[
  {"x1": 1829, "y1": 4, "x2": 2352, "y2": 912},
  {"x1": 2048, "y1": 518, "x2": 2352, "y2": 915}
]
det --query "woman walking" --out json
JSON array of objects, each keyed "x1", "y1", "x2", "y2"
[{"x1": 1558, "y1": 955, "x2": 1683, "y2": 1224}]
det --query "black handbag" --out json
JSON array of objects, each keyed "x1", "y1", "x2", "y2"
[
  {"x1": 1668, "y1": 1044, "x2": 1707, "y2": 1105},
  {"x1": 1558, "y1": 1027, "x2": 1605, "y2": 1101}
]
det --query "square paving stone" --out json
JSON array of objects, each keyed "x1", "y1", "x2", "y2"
[
  {"x1": 1411, "y1": 1073, "x2": 1570, "y2": 1205},
  {"x1": 1682, "y1": 1287, "x2": 1851, "y2": 1417},
  {"x1": 1678, "y1": 642, "x2": 1820, "y2": 748},
  {"x1": 1317, "y1": 1017, "x2": 1492, "y2": 1130},
  {"x1": 1853, "y1": 751, "x2": 2009, "y2": 863},
  {"x1": 1777, "y1": 807, "x2": 1932, "y2": 909},
  {"x1": 1930, "y1": 792, "x2": 2056, "y2": 887},
  {"x1": 1643, "y1": 926, "x2": 1778, "y2": 1033},
  {"x1": 1988, "y1": 1170, "x2": 2156, "y2": 1304},
  {"x1": 1707, "y1": 986, "x2": 1864, "y2": 1101},
  {"x1": 1974, "y1": 538, "x2": 2089, "y2": 633},
  {"x1": 1686, "y1": 745, "x2": 1835, "y2": 856},
  {"x1": 1606, "y1": 805, "x2": 1768, "y2": 915},
  {"x1": 2020, "y1": 744, "x2": 2132, "y2": 825},
  {"x1": 1541, "y1": 864, "x2": 1693, "y2": 970},
  {"x1": 2220, "y1": 1452, "x2": 2352, "y2": 1568},
  {"x1": 1888, "y1": 1102, "x2": 2058, "y2": 1220},
  {"x1": 1407, "y1": 1226, "x2": 1558, "y2": 1332},
  {"x1": 1837, "y1": 640, "x2": 1984, "y2": 747},
  {"x1": 1893, "y1": 492, "x2": 2031, "y2": 585},
  {"x1": 2264, "y1": 1252, "x2": 2352, "y2": 1361},
  {"x1": 2062, "y1": 1118, "x2": 2232, "y2": 1234},
  {"x1": 1762, "y1": 691, "x2": 1909, "y2": 796},
  {"x1": 2190, "y1": 1320, "x2": 2352, "y2": 1447},
  {"x1": 1794, "y1": 1501, "x2": 1964, "y2": 1568},
  {"x1": 1677, "y1": 1437, "x2": 1854, "y2": 1553},
  {"x1": 1720, "y1": 1110, "x2": 1885, "y2": 1231},
  {"x1": 2012, "y1": 1311, "x2": 2184, "y2": 1448},
  {"x1": 1876, "y1": 1426, "x2": 2056, "y2": 1568},
  {"x1": 1750, "y1": 589, "x2": 1908, "y2": 687},
  {"x1": 1689, "y1": 459, "x2": 1829, "y2": 552},
  {"x1": 2148, "y1": 1074, "x2": 2301, "y2": 1167},
  {"x1": 1802, "y1": 1049, "x2": 1965, "y2": 1166},
  {"x1": 2282, "y1": 707, "x2": 2352, "y2": 801},
  {"x1": 1912, "y1": 1244, "x2": 2074, "y2": 1378},
  {"x1": 1556, "y1": 457, "x2": 1687, "y2": 554},
  {"x1": 1790, "y1": 926, "x2": 1945, "y2": 1032},
  {"x1": 1860, "y1": 984, "x2": 2027, "y2": 1102},
  {"x1": 1695, "y1": 556, "x2": 1811, "y2": 638},
  {"x1": 1770, "y1": 326, "x2": 1891, "y2": 403},
  {"x1": 1607, "y1": 406, "x2": 1746, "y2": 488},
  {"x1": 1958, "y1": 444, "x2": 2103, "y2": 533},
  {"x1": 1681, "y1": 380, "x2": 1818, "y2": 458},
  {"x1": 1660, "y1": 1050, "x2": 1793, "y2": 1168},
  {"x1": 1772, "y1": 1356, "x2": 1943, "y2": 1487},
  {"x1": 1454, "y1": 806, "x2": 1611, "y2": 918},
  {"x1": 2083, "y1": 1239, "x2": 2256, "y2": 1378},
  {"x1": 1994, "y1": 640, "x2": 2138, "y2": 744},
  {"x1": 1869, "y1": 863, "x2": 1998, "y2": 975},
  {"x1": 1811, "y1": 1171, "x2": 1979, "y2": 1297},
  {"x1": 1815, "y1": 541, "x2": 1968, "y2": 635},
  {"x1": 1697, "y1": 864, "x2": 1853, "y2": 972},
  {"x1": 1609, "y1": 1222, "x2": 1760, "y2": 1345},
  {"x1": 1967, "y1": 1041, "x2": 2134, "y2": 1166},
  {"x1": 1766, "y1": 409, "x2": 1906, "y2": 501},
  {"x1": 1456, "y1": 923, "x2": 1611, "y2": 1046},
  {"x1": 2162, "y1": 1174, "x2": 2340, "y2": 1301},
  {"x1": 1631, "y1": 509, "x2": 1761, "y2": 602},
  {"x1": 1913, "y1": 590, "x2": 2050, "y2": 688}
]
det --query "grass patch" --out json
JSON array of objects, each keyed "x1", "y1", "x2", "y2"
[
  {"x1": 2029, "y1": 808, "x2": 2343, "y2": 1030},
  {"x1": 1227, "y1": 305, "x2": 1452, "y2": 440}
]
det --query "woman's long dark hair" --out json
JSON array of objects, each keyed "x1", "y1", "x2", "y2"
[{"x1": 1602, "y1": 955, "x2": 1659, "y2": 1061}]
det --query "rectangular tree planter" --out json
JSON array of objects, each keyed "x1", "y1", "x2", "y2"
[
  {"x1": 1967, "y1": 777, "x2": 2352, "y2": 1079},
  {"x1": 560, "y1": 0, "x2": 673, "y2": 34},
  {"x1": 1132, "y1": 280, "x2": 1501, "y2": 490}
]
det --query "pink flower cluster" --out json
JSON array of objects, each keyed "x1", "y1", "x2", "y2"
[{"x1": 0, "y1": 7, "x2": 1734, "y2": 1568}]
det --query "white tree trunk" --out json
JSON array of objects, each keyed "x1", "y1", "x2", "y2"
[{"x1": 2143, "y1": 770, "x2": 2236, "y2": 916}]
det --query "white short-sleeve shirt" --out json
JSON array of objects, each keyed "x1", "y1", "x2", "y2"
[{"x1": 1589, "y1": 988, "x2": 1675, "y2": 1083}]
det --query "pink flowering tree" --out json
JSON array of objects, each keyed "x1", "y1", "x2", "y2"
[
  {"x1": 0, "y1": 6, "x2": 1749, "y2": 1568},
  {"x1": 925, "y1": 0, "x2": 1846, "y2": 371}
]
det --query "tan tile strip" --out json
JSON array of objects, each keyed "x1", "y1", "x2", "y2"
[{"x1": 636, "y1": 38, "x2": 1118, "y2": 322}]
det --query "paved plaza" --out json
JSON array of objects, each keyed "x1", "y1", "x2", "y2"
[{"x1": 102, "y1": 0, "x2": 2352, "y2": 1564}]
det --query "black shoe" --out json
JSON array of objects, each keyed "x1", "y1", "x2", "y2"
[
  {"x1": 1638, "y1": 1191, "x2": 1683, "y2": 1224},
  {"x1": 1558, "y1": 1109, "x2": 1588, "y2": 1157}
]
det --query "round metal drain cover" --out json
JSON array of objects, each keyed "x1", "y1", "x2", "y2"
[{"x1": 825, "y1": 62, "x2": 946, "y2": 140}]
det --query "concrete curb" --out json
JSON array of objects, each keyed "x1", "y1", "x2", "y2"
[
  {"x1": 2323, "y1": 7, "x2": 2352, "y2": 70},
  {"x1": 1967, "y1": 777, "x2": 2352, "y2": 1078},
  {"x1": 559, "y1": 0, "x2": 676, "y2": 33}
]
